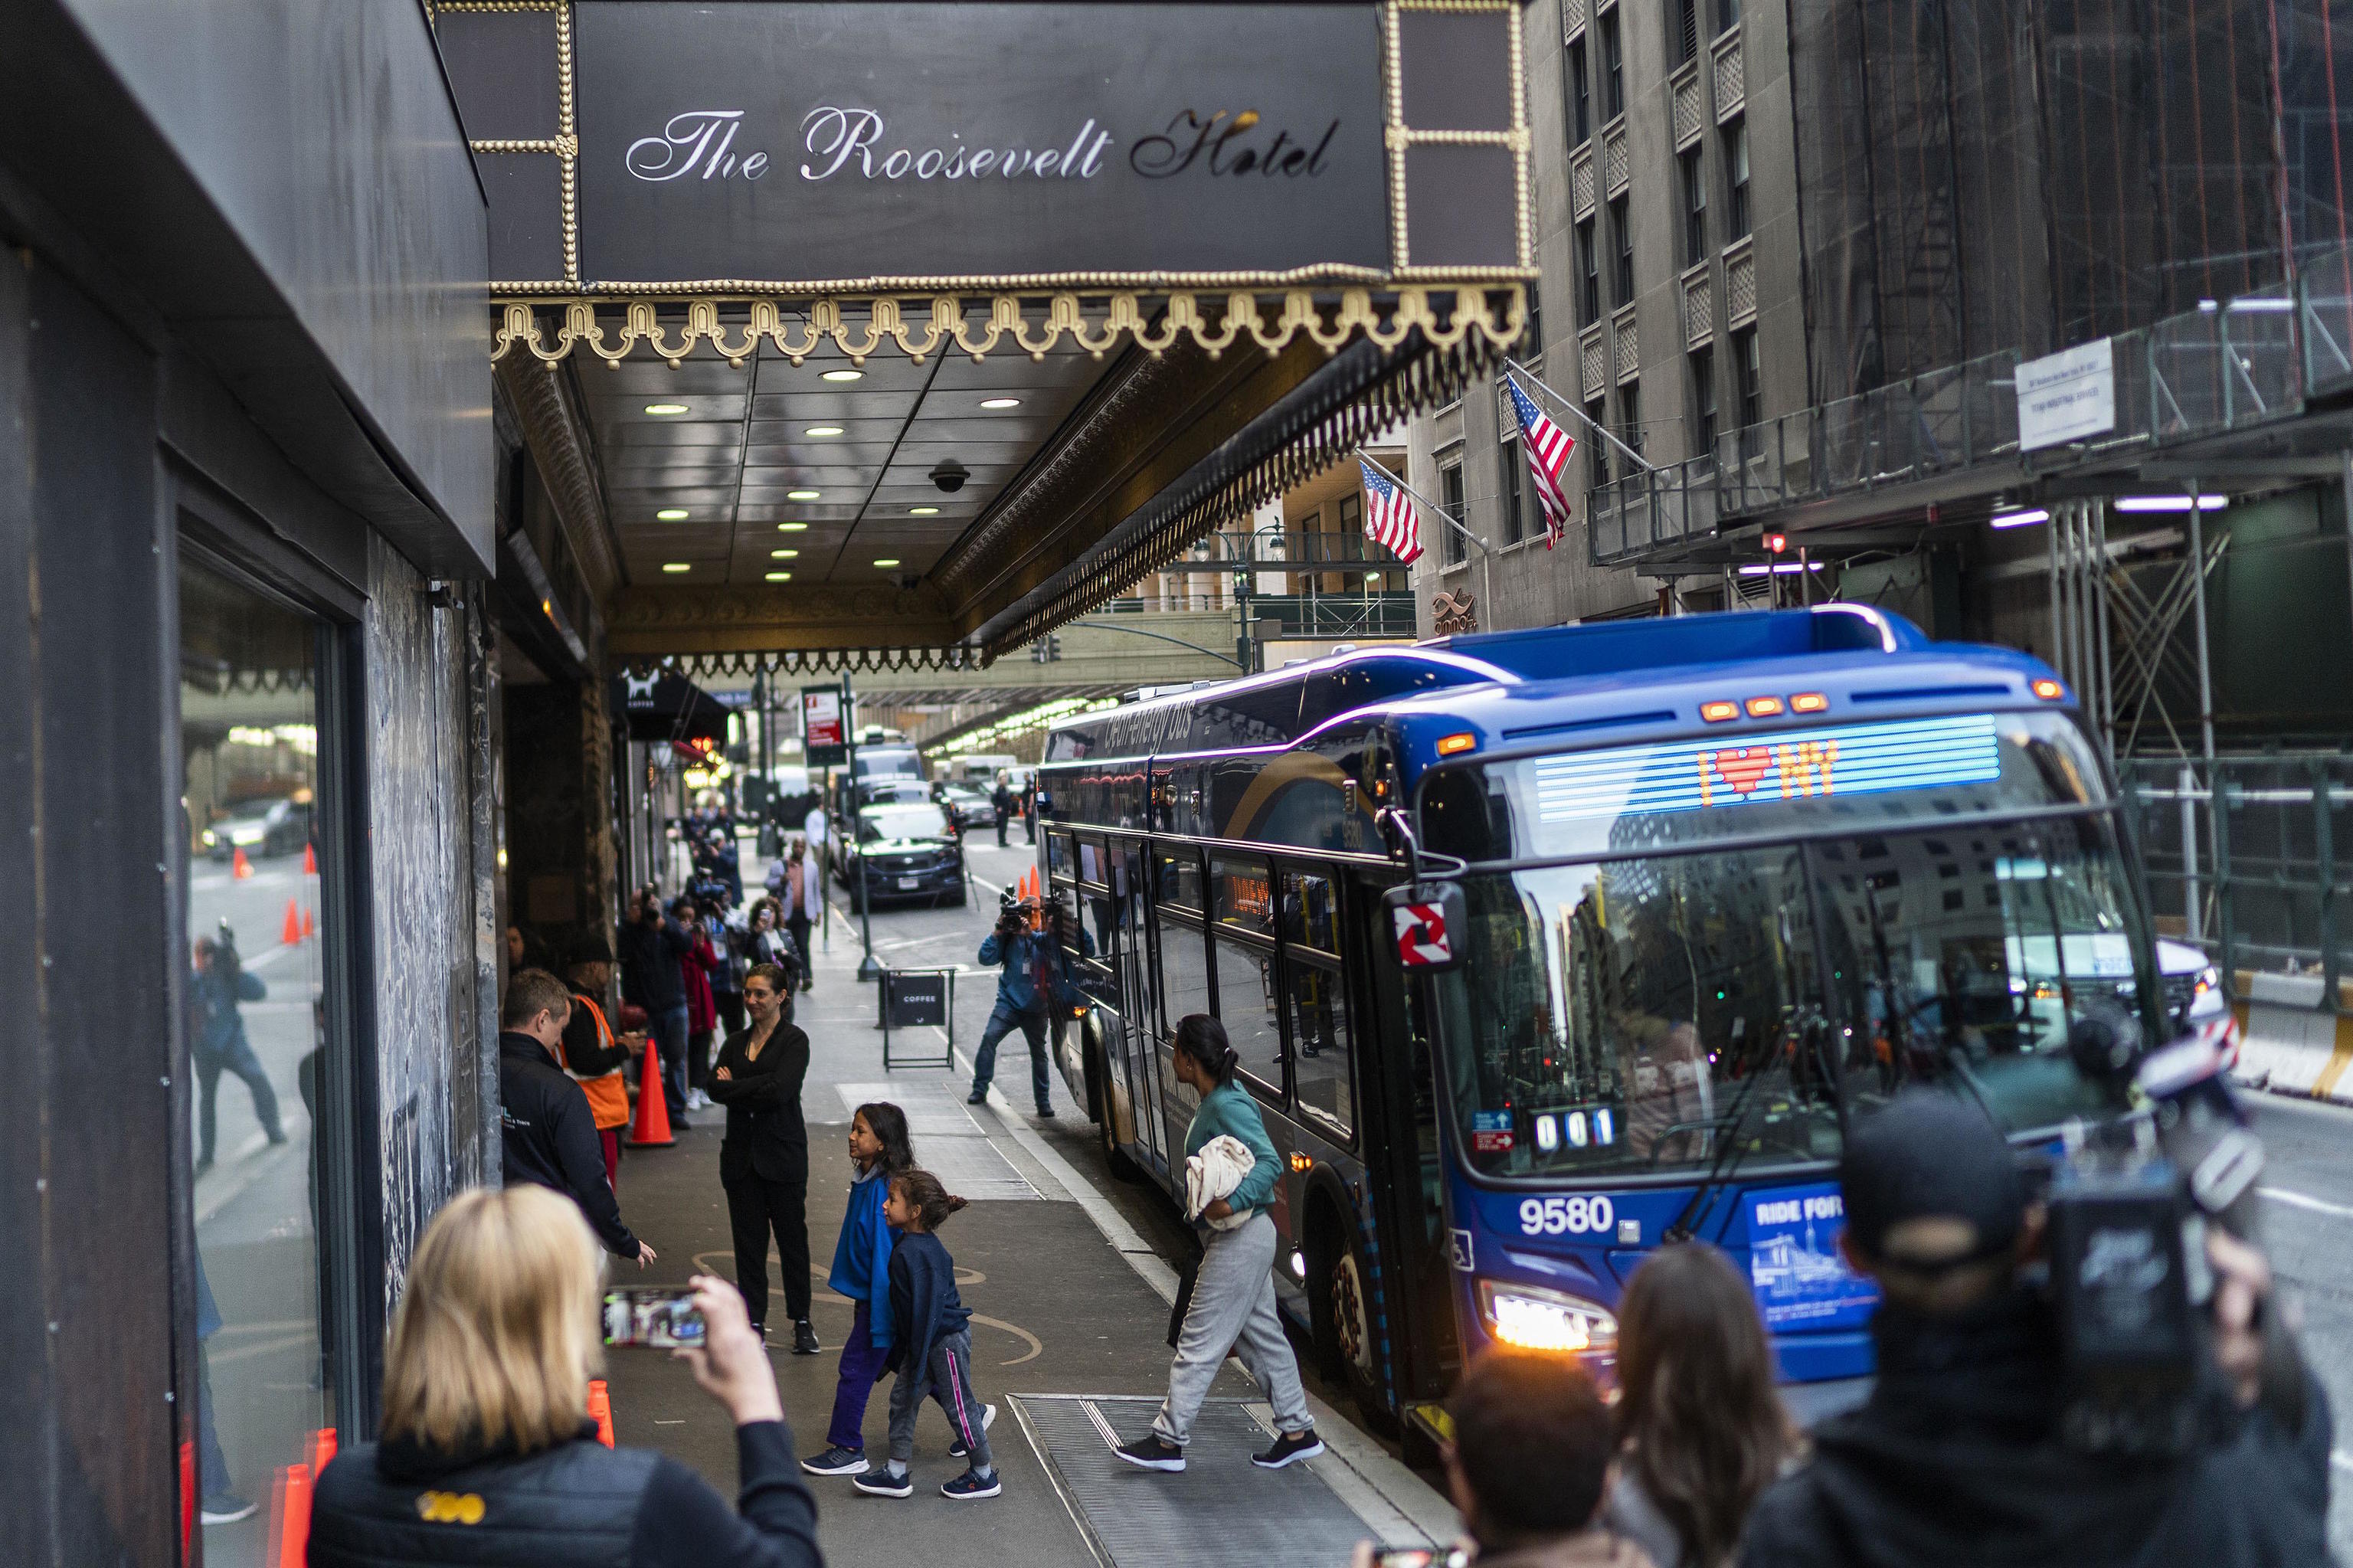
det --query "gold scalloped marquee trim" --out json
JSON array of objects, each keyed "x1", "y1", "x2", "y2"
[{"x1": 491, "y1": 286, "x2": 1528, "y2": 367}]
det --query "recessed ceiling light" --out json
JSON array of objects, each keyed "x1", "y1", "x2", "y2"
[
  {"x1": 979, "y1": 397, "x2": 1022, "y2": 410},
  {"x1": 909, "y1": 506, "x2": 941, "y2": 516},
  {"x1": 661, "y1": 562, "x2": 691, "y2": 573},
  {"x1": 873, "y1": 558, "x2": 902, "y2": 568},
  {"x1": 643, "y1": 403, "x2": 690, "y2": 416},
  {"x1": 803, "y1": 425, "x2": 845, "y2": 437},
  {"x1": 764, "y1": 571, "x2": 792, "y2": 582},
  {"x1": 821, "y1": 368, "x2": 863, "y2": 382},
  {"x1": 777, "y1": 522, "x2": 808, "y2": 532},
  {"x1": 787, "y1": 489, "x2": 821, "y2": 500},
  {"x1": 655, "y1": 508, "x2": 690, "y2": 521},
  {"x1": 771, "y1": 548, "x2": 799, "y2": 559}
]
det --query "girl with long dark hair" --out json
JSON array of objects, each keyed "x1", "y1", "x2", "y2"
[
  {"x1": 802, "y1": 1100, "x2": 915, "y2": 1478},
  {"x1": 1114, "y1": 1014, "x2": 1320, "y2": 1474},
  {"x1": 1606, "y1": 1242, "x2": 1800, "y2": 1567}
]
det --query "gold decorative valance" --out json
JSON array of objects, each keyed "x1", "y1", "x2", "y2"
[{"x1": 492, "y1": 286, "x2": 1527, "y2": 367}]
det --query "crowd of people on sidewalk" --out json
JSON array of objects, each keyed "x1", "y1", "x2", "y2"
[{"x1": 301, "y1": 806, "x2": 2334, "y2": 1568}]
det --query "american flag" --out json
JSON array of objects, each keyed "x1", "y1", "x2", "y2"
[
  {"x1": 1356, "y1": 458, "x2": 1422, "y2": 564},
  {"x1": 1505, "y1": 374, "x2": 1577, "y2": 549}
]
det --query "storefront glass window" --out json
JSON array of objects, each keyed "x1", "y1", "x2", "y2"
[{"x1": 180, "y1": 556, "x2": 339, "y2": 1558}]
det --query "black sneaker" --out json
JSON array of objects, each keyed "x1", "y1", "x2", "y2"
[
  {"x1": 853, "y1": 1468, "x2": 913, "y2": 1498},
  {"x1": 801, "y1": 1445, "x2": 870, "y2": 1476},
  {"x1": 1113, "y1": 1434, "x2": 1185, "y2": 1472},
  {"x1": 967, "y1": 1089, "x2": 990, "y2": 1105},
  {"x1": 1251, "y1": 1429, "x2": 1326, "y2": 1469},
  {"x1": 793, "y1": 1319, "x2": 821, "y2": 1355},
  {"x1": 947, "y1": 1403, "x2": 999, "y2": 1458},
  {"x1": 200, "y1": 1492, "x2": 257, "y2": 1524},
  {"x1": 941, "y1": 1467, "x2": 1002, "y2": 1500},
  {"x1": 1036, "y1": 1105, "x2": 1056, "y2": 1118}
]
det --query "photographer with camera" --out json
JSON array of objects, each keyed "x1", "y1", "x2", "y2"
[
  {"x1": 965, "y1": 892, "x2": 1091, "y2": 1116},
  {"x1": 1739, "y1": 1088, "x2": 2332, "y2": 1568}
]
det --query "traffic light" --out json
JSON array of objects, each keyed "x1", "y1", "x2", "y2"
[
  {"x1": 1030, "y1": 639, "x2": 1046, "y2": 663},
  {"x1": 1765, "y1": 532, "x2": 1788, "y2": 555},
  {"x1": 1046, "y1": 633, "x2": 1062, "y2": 662}
]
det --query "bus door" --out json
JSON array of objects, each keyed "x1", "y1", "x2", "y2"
[
  {"x1": 1355, "y1": 866, "x2": 1462, "y2": 1410},
  {"x1": 1111, "y1": 841, "x2": 1160, "y2": 1161}
]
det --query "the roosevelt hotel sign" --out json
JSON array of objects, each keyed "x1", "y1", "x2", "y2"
[{"x1": 574, "y1": 2, "x2": 1389, "y2": 285}]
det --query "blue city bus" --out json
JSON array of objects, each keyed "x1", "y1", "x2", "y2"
[{"x1": 1036, "y1": 604, "x2": 2171, "y2": 1452}]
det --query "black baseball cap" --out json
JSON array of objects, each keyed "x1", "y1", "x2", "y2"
[{"x1": 1838, "y1": 1089, "x2": 2024, "y2": 1268}]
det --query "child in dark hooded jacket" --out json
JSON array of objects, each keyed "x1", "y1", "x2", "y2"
[{"x1": 853, "y1": 1169, "x2": 1000, "y2": 1502}]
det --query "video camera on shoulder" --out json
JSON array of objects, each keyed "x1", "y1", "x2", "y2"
[{"x1": 2044, "y1": 1001, "x2": 2266, "y2": 1455}]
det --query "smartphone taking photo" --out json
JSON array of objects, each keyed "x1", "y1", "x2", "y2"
[{"x1": 602, "y1": 1287, "x2": 706, "y2": 1350}]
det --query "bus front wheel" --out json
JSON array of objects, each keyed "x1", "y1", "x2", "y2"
[{"x1": 1307, "y1": 1205, "x2": 1396, "y2": 1433}]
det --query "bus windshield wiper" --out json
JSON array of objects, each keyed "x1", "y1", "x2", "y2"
[{"x1": 1661, "y1": 1013, "x2": 1826, "y2": 1242}]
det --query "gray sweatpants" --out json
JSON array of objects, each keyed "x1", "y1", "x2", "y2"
[
  {"x1": 1152, "y1": 1210, "x2": 1313, "y2": 1447},
  {"x1": 888, "y1": 1327, "x2": 993, "y2": 1469}
]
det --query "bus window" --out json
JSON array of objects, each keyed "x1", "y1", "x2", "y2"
[
  {"x1": 1156, "y1": 846, "x2": 1204, "y2": 913},
  {"x1": 1212, "y1": 854, "x2": 1275, "y2": 936},
  {"x1": 1159, "y1": 913, "x2": 1213, "y2": 1035},
  {"x1": 1214, "y1": 935, "x2": 1286, "y2": 1098},
  {"x1": 1280, "y1": 869, "x2": 1340, "y2": 957},
  {"x1": 1046, "y1": 830, "x2": 1074, "y2": 883},
  {"x1": 1288, "y1": 957, "x2": 1352, "y2": 1138},
  {"x1": 1077, "y1": 836, "x2": 1108, "y2": 889}
]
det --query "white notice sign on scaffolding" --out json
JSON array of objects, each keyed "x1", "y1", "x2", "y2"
[{"x1": 2016, "y1": 338, "x2": 2115, "y2": 451}]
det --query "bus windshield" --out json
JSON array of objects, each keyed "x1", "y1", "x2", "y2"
[{"x1": 1428, "y1": 715, "x2": 2158, "y2": 1181}]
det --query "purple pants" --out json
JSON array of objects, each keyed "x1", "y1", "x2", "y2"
[{"x1": 826, "y1": 1298, "x2": 891, "y2": 1450}]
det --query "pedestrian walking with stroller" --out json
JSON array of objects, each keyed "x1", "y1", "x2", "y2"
[{"x1": 855, "y1": 1169, "x2": 1001, "y2": 1501}]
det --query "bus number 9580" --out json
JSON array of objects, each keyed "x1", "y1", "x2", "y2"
[{"x1": 1518, "y1": 1196, "x2": 1615, "y2": 1236}]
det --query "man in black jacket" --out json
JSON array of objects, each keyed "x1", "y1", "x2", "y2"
[
  {"x1": 1739, "y1": 1091, "x2": 2332, "y2": 1568},
  {"x1": 500, "y1": 968, "x2": 654, "y2": 1267},
  {"x1": 617, "y1": 886, "x2": 698, "y2": 1127}
]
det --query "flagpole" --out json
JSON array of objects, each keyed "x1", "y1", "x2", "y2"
[
  {"x1": 1358, "y1": 451, "x2": 1494, "y2": 630},
  {"x1": 1504, "y1": 356, "x2": 1660, "y2": 475}
]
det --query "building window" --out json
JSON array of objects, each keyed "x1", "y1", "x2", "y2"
[
  {"x1": 1576, "y1": 219, "x2": 1601, "y2": 325},
  {"x1": 1440, "y1": 455, "x2": 1466, "y2": 565},
  {"x1": 1680, "y1": 146, "x2": 1708, "y2": 265},
  {"x1": 1568, "y1": 36, "x2": 1591, "y2": 145},
  {"x1": 1609, "y1": 195, "x2": 1635, "y2": 307},
  {"x1": 1599, "y1": 11, "x2": 1625, "y2": 120},
  {"x1": 1587, "y1": 398, "x2": 1612, "y2": 493},
  {"x1": 1521, "y1": 283, "x2": 1543, "y2": 360},
  {"x1": 1619, "y1": 382, "x2": 1644, "y2": 463},
  {"x1": 1718, "y1": 0, "x2": 1742, "y2": 33},
  {"x1": 1690, "y1": 345, "x2": 1718, "y2": 460},
  {"x1": 1733, "y1": 325, "x2": 1762, "y2": 457},
  {"x1": 1674, "y1": 0, "x2": 1700, "y2": 66},
  {"x1": 1725, "y1": 118, "x2": 1750, "y2": 240},
  {"x1": 1500, "y1": 404, "x2": 1529, "y2": 546}
]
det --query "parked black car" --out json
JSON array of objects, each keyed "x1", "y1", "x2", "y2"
[{"x1": 833, "y1": 799, "x2": 966, "y2": 908}]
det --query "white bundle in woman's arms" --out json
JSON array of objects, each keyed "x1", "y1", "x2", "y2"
[{"x1": 1184, "y1": 1135, "x2": 1257, "y2": 1229}]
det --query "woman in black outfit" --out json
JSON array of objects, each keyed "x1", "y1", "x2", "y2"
[{"x1": 712, "y1": 963, "x2": 821, "y2": 1357}]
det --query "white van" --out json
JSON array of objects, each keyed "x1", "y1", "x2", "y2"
[{"x1": 954, "y1": 754, "x2": 1020, "y2": 784}]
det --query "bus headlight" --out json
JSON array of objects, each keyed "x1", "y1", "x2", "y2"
[{"x1": 1478, "y1": 1279, "x2": 1617, "y2": 1354}]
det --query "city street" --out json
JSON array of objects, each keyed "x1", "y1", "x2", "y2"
[{"x1": 596, "y1": 833, "x2": 1456, "y2": 1566}]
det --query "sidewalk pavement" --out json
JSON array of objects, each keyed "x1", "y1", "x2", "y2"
[{"x1": 596, "y1": 846, "x2": 1457, "y2": 1566}]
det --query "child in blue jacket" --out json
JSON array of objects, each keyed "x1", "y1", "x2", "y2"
[
  {"x1": 801, "y1": 1102, "x2": 911, "y2": 1477},
  {"x1": 855, "y1": 1169, "x2": 1000, "y2": 1501}
]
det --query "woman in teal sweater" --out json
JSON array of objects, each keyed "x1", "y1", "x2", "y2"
[{"x1": 1115, "y1": 1014, "x2": 1323, "y2": 1475}]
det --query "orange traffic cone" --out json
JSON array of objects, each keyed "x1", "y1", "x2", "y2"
[
  {"x1": 268, "y1": 1462, "x2": 313, "y2": 1568},
  {"x1": 587, "y1": 1379, "x2": 615, "y2": 1447},
  {"x1": 303, "y1": 841, "x2": 317, "y2": 876},
  {"x1": 626, "y1": 1036, "x2": 674, "y2": 1147},
  {"x1": 301, "y1": 906, "x2": 316, "y2": 939},
  {"x1": 306, "y1": 1426, "x2": 337, "y2": 1476},
  {"x1": 233, "y1": 846, "x2": 253, "y2": 879},
  {"x1": 281, "y1": 899, "x2": 303, "y2": 946}
]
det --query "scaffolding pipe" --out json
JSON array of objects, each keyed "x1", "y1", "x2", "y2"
[{"x1": 2095, "y1": 500, "x2": 2116, "y2": 758}]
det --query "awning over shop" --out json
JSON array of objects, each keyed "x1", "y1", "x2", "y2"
[
  {"x1": 610, "y1": 669, "x2": 734, "y2": 743},
  {"x1": 443, "y1": 1, "x2": 1531, "y2": 664}
]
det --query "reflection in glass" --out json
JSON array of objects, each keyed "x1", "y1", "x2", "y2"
[
  {"x1": 1215, "y1": 937, "x2": 1284, "y2": 1093},
  {"x1": 1288, "y1": 959, "x2": 1352, "y2": 1135},
  {"x1": 181, "y1": 558, "x2": 333, "y2": 1558}
]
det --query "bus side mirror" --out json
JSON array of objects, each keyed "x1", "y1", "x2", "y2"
[{"x1": 1383, "y1": 882, "x2": 1466, "y2": 973}]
